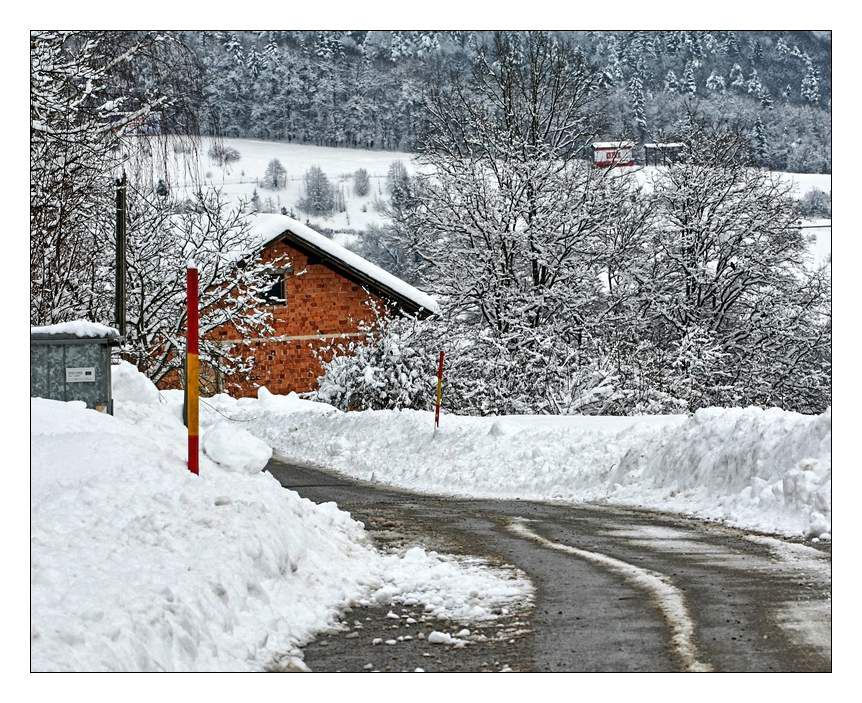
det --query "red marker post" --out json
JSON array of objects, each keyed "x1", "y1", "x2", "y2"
[
  {"x1": 434, "y1": 351, "x2": 445, "y2": 430},
  {"x1": 185, "y1": 264, "x2": 200, "y2": 475}
]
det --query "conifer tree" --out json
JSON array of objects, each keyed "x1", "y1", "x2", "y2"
[
  {"x1": 298, "y1": 165, "x2": 335, "y2": 215},
  {"x1": 801, "y1": 56, "x2": 821, "y2": 105},
  {"x1": 705, "y1": 70, "x2": 726, "y2": 94}
]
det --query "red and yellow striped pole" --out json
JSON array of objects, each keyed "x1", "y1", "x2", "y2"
[
  {"x1": 186, "y1": 264, "x2": 199, "y2": 475},
  {"x1": 434, "y1": 350, "x2": 445, "y2": 430}
]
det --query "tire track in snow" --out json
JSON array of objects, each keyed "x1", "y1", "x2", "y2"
[{"x1": 507, "y1": 518, "x2": 712, "y2": 672}]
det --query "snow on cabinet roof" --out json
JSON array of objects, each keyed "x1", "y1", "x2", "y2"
[
  {"x1": 247, "y1": 214, "x2": 440, "y2": 315},
  {"x1": 644, "y1": 142, "x2": 685, "y2": 148},
  {"x1": 31, "y1": 320, "x2": 121, "y2": 339},
  {"x1": 592, "y1": 141, "x2": 635, "y2": 149}
]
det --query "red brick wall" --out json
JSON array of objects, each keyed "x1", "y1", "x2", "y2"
[{"x1": 210, "y1": 239, "x2": 383, "y2": 397}]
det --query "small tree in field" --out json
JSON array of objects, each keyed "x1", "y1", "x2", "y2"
[
  {"x1": 297, "y1": 165, "x2": 335, "y2": 216},
  {"x1": 353, "y1": 168, "x2": 370, "y2": 196},
  {"x1": 262, "y1": 158, "x2": 287, "y2": 190}
]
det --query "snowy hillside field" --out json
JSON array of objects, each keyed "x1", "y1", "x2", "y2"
[
  {"x1": 144, "y1": 137, "x2": 416, "y2": 235},
  {"x1": 144, "y1": 137, "x2": 832, "y2": 264},
  {"x1": 208, "y1": 390, "x2": 831, "y2": 540},
  {"x1": 30, "y1": 363, "x2": 531, "y2": 672}
]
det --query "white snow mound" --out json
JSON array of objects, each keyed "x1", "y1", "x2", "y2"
[
  {"x1": 203, "y1": 421, "x2": 272, "y2": 474},
  {"x1": 111, "y1": 360, "x2": 161, "y2": 405}
]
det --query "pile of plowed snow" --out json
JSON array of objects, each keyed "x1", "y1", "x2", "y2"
[
  {"x1": 207, "y1": 390, "x2": 831, "y2": 539},
  {"x1": 30, "y1": 363, "x2": 531, "y2": 672}
]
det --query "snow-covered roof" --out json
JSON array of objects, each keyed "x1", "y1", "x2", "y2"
[
  {"x1": 31, "y1": 320, "x2": 120, "y2": 339},
  {"x1": 247, "y1": 214, "x2": 440, "y2": 315},
  {"x1": 592, "y1": 141, "x2": 635, "y2": 149},
  {"x1": 644, "y1": 142, "x2": 685, "y2": 148}
]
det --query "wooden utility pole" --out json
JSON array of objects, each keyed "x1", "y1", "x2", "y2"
[{"x1": 115, "y1": 172, "x2": 127, "y2": 338}]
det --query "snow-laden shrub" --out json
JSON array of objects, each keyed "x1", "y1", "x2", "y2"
[
  {"x1": 208, "y1": 143, "x2": 241, "y2": 166},
  {"x1": 315, "y1": 312, "x2": 439, "y2": 412},
  {"x1": 313, "y1": 308, "x2": 636, "y2": 416}
]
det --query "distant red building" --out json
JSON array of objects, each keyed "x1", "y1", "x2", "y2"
[{"x1": 592, "y1": 141, "x2": 636, "y2": 168}]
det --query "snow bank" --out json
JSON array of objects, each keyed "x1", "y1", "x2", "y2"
[
  {"x1": 30, "y1": 367, "x2": 531, "y2": 671},
  {"x1": 221, "y1": 397, "x2": 830, "y2": 538},
  {"x1": 31, "y1": 320, "x2": 119, "y2": 338},
  {"x1": 613, "y1": 407, "x2": 831, "y2": 537}
]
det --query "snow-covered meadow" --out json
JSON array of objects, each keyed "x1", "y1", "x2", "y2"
[
  {"x1": 142, "y1": 137, "x2": 416, "y2": 236},
  {"x1": 142, "y1": 137, "x2": 832, "y2": 264},
  {"x1": 30, "y1": 363, "x2": 531, "y2": 672},
  {"x1": 207, "y1": 390, "x2": 831, "y2": 540}
]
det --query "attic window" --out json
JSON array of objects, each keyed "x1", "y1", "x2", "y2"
[{"x1": 262, "y1": 272, "x2": 286, "y2": 306}]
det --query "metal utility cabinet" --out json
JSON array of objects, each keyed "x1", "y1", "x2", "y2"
[{"x1": 30, "y1": 327, "x2": 121, "y2": 413}]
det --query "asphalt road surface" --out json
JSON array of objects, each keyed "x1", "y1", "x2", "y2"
[{"x1": 267, "y1": 458, "x2": 832, "y2": 673}]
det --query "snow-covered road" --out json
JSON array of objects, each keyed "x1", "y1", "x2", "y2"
[{"x1": 270, "y1": 460, "x2": 832, "y2": 673}]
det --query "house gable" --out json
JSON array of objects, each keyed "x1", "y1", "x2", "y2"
[{"x1": 248, "y1": 214, "x2": 438, "y2": 318}]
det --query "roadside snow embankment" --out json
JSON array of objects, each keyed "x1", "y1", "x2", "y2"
[
  {"x1": 30, "y1": 363, "x2": 530, "y2": 672},
  {"x1": 218, "y1": 392, "x2": 830, "y2": 539}
]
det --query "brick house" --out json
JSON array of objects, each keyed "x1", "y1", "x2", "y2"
[{"x1": 209, "y1": 214, "x2": 438, "y2": 397}]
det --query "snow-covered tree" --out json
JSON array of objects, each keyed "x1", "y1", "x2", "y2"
[
  {"x1": 394, "y1": 31, "x2": 629, "y2": 413},
  {"x1": 604, "y1": 37, "x2": 624, "y2": 85},
  {"x1": 353, "y1": 168, "x2": 370, "y2": 196},
  {"x1": 746, "y1": 68, "x2": 764, "y2": 96},
  {"x1": 314, "y1": 303, "x2": 440, "y2": 411},
  {"x1": 682, "y1": 60, "x2": 698, "y2": 95},
  {"x1": 297, "y1": 165, "x2": 335, "y2": 215},
  {"x1": 729, "y1": 63, "x2": 745, "y2": 90},
  {"x1": 705, "y1": 70, "x2": 726, "y2": 94},
  {"x1": 262, "y1": 158, "x2": 287, "y2": 190},
  {"x1": 751, "y1": 117, "x2": 768, "y2": 163},
  {"x1": 119, "y1": 186, "x2": 290, "y2": 392},
  {"x1": 801, "y1": 56, "x2": 821, "y2": 105},
  {"x1": 640, "y1": 124, "x2": 830, "y2": 410},
  {"x1": 30, "y1": 31, "x2": 167, "y2": 325},
  {"x1": 629, "y1": 71, "x2": 648, "y2": 139}
]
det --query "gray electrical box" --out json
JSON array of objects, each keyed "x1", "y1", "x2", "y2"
[{"x1": 30, "y1": 327, "x2": 121, "y2": 413}]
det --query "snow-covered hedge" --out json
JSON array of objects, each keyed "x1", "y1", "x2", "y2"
[
  {"x1": 30, "y1": 364, "x2": 531, "y2": 671},
  {"x1": 213, "y1": 393, "x2": 831, "y2": 539}
]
